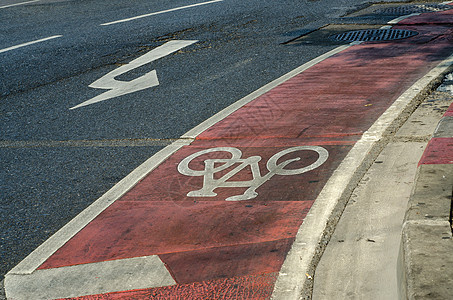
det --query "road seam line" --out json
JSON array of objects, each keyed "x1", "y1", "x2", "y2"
[
  {"x1": 404, "y1": 219, "x2": 452, "y2": 227},
  {"x1": 0, "y1": 138, "x2": 187, "y2": 148}
]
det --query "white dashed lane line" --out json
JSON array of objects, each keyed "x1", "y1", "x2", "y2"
[
  {"x1": 100, "y1": 0, "x2": 224, "y2": 26},
  {"x1": 0, "y1": 35, "x2": 62, "y2": 54},
  {"x1": 0, "y1": 0, "x2": 39, "y2": 9}
]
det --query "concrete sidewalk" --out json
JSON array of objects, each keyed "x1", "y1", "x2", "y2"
[
  {"x1": 312, "y1": 83, "x2": 453, "y2": 300},
  {"x1": 3, "y1": 5, "x2": 453, "y2": 300}
]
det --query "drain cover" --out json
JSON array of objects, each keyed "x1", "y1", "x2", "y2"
[
  {"x1": 330, "y1": 29, "x2": 418, "y2": 42},
  {"x1": 375, "y1": 4, "x2": 452, "y2": 15}
]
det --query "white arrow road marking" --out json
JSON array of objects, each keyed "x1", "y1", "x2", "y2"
[{"x1": 70, "y1": 40, "x2": 198, "y2": 110}]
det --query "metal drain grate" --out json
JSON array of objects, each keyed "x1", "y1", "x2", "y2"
[
  {"x1": 375, "y1": 4, "x2": 452, "y2": 15},
  {"x1": 330, "y1": 29, "x2": 418, "y2": 42}
]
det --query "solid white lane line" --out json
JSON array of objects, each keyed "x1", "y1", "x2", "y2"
[
  {"x1": 0, "y1": 35, "x2": 62, "y2": 54},
  {"x1": 0, "y1": 0, "x2": 39, "y2": 9},
  {"x1": 101, "y1": 0, "x2": 223, "y2": 26}
]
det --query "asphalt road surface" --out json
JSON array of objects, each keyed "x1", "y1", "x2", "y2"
[{"x1": 1, "y1": 0, "x2": 409, "y2": 280}]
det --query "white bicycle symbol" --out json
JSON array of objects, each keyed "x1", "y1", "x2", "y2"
[{"x1": 177, "y1": 146, "x2": 328, "y2": 201}]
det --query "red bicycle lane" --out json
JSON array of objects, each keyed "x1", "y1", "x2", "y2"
[{"x1": 5, "y1": 9, "x2": 453, "y2": 300}]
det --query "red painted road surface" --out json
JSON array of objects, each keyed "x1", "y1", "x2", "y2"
[
  {"x1": 419, "y1": 101, "x2": 453, "y2": 166},
  {"x1": 19, "y1": 9, "x2": 453, "y2": 300},
  {"x1": 445, "y1": 102, "x2": 453, "y2": 117}
]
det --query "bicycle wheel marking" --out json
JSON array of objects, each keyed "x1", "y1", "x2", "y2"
[{"x1": 178, "y1": 146, "x2": 329, "y2": 201}]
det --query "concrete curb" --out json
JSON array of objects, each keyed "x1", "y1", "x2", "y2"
[
  {"x1": 0, "y1": 280, "x2": 5, "y2": 300},
  {"x1": 399, "y1": 101, "x2": 453, "y2": 299}
]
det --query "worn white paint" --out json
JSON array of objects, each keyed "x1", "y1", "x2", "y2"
[
  {"x1": 178, "y1": 146, "x2": 328, "y2": 201},
  {"x1": 5, "y1": 256, "x2": 176, "y2": 300},
  {"x1": 101, "y1": 0, "x2": 224, "y2": 26},
  {"x1": 70, "y1": 40, "x2": 197, "y2": 110},
  {"x1": 0, "y1": 0, "x2": 39, "y2": 9},
  {"x1": 0, "y1": 35, "x2": 62, "y2": 54}
]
